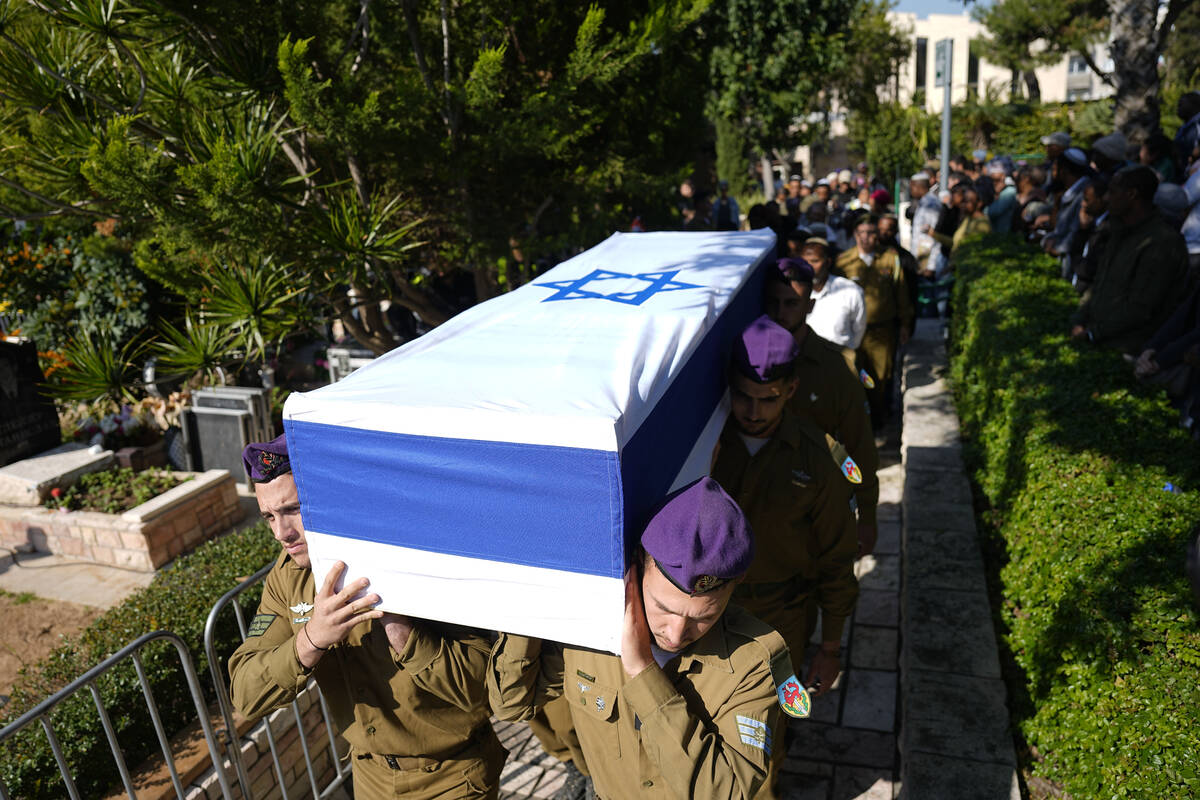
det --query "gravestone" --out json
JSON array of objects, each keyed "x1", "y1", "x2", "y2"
[
  {"x1": 327, "y1": 346, "x2": 375, "y2": 383},
  {"x1": 0, "y1": 339, "x2": 61, "y2": 467},
  {"x1": 182, "y1": 407, "x2": 254, "y2": 487},
  {"x1": 192, "y1": 387, "x2": 272, "y2": 443}
]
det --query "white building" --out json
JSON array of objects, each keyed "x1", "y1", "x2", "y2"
[{"x1": 889, "y1": 11, "x2": 1114, "y2": 110}]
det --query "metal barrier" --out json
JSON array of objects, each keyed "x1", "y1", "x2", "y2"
[
  {"x1": 0, "y1": 630, "x2": 231, "y2": 800},
  {"x1": 204, "y1": 565, "x2": 351, "y2": 800}
]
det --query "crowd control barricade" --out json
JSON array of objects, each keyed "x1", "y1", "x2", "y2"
[
  {"x1": 204, "y1": 565, "x2": 350, "y2": 800},
  {"x1": 0, "y1": 631, "x2": 232, "y2": 800}
]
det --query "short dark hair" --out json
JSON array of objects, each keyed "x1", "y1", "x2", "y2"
[
  {"x1": 854, "y1": 213, "x2": 879, "y2": 230},
  {"x1": 1179, "y1": 91, "x2": 1200, "y2": 123},
  {"x1": 1084, "y1": 174, "x2": 1109, "y2": 197},
  {"x1": 1112, "y1": 164, "x2": 1158, "y2": 205},
  {"x1": 1143, "y1": 132, "x2": 1172, "y2": 161}
]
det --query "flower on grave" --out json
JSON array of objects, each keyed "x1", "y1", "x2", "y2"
[{"x1": 50, "y1": 487, "x2": 62, "y2": 499}]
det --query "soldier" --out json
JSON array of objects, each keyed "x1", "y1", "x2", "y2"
[
  {"x1": 711, "y1": 315, "x2": 859, "y2": 694},
  {"x1": 764, "y1": 257, "x2": 881, "y2": 557},
  {"x1": 836, "y1": 214, "x2": 913, "y2": 429},
  {"x1": 488, "y1": 477, "x2": 803, "y2": 800},
  {"x1": 228, "y1": 436, "x2": 506, "y2": 799}
]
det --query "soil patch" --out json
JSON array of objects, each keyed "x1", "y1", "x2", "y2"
[{"x1": 0, "y1": 592, "x2": 100, "y2": 706}]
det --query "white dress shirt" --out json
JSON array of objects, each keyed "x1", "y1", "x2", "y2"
[{"x1": 809, "y1": 274, "x2": 867, "y2": 349}]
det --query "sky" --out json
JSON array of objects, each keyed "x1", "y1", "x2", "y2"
[{"x1": 893, "y1": 0, "x2": 974, "y2": 18}]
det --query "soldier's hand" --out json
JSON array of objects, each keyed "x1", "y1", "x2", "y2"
[
  {"x1": 857, "y1": 522, "x2": 878, "y2": 558},
  {"x1": 297, "y1": 561, "x2": 382, "y2": 667},
  {"x1": 620, "y1": 564, "x2": 654, "y2": 678},
  {"x1": 805, "y1": 646, "x2": 841, "y2": 698}
]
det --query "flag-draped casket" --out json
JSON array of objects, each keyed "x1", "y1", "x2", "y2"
[{"x1": 283, "y1": 230, "x2": 776, "y2": 653}]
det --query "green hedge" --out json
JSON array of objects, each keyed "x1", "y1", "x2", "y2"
[
  {"x1": 0, "y1": 523, "x2": 277, "y2": 799},
  {"x1": 949, "y1": 234, "x2": 1200, "y2": 797}
]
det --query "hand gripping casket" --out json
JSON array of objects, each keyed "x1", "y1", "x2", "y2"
[{"x1": 283, "y1": 230, "x2": 776, "y2": 653}]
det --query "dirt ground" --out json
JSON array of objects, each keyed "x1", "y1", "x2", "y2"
[{"x1": 0, "y1": 592, "x2": 100, "y2": 706}]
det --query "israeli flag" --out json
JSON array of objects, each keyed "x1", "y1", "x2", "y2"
[{"x1": 283, "y1": 230, "x2": 775, "y2": 653}]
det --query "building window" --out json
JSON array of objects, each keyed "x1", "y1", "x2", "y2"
[
  {"x1": 1067, "y1": 88, "x2": 1092, "y2": 101},
  {"x1": 915, "y1": 37, "x2": 928, "y2": 99},
  {"x1": 1068, "y1": 55, "x2": 1088, "y2": 74}
]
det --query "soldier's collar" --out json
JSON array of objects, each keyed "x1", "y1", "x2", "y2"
[
  {"x1": 796, "y1": 326, "x2": 824, "y2": 362},
  {"x1": 674, "y1": 613, "x2": 735, "y2": 675}
]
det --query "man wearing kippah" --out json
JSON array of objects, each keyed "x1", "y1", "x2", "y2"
[
  {"x1": 765, "y1": 258, "x2": 881, "y2": 558},
  {"x1": 488, "y1": 477, "x2": 800, "y2": 800},
  {"x1": 228, "y1": 435, "x2": 506, "y2": 799},
  {"x1": 711, "y1": 315, "x2": 859, "y2": 696}
]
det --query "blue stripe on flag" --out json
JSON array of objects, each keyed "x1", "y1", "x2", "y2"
[
  {"x1": 284, "y1": 419, "x2": 624, "y2": 578},
  {"x1": 618, "y1": 252, "x2": 769, "y2": 553}
]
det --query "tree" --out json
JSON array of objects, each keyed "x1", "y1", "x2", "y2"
[
  {"x1": 706, "y1": 0, "x2": 909, "y2": 195},
  {"x1": 972, "y1": 0, "x2": 1070, "y2": 102},
  {"x1": 973, "y1": 0, "x2": 1198, "y2": 142},
  {"x1": 0, "y1": 1, "x2": 712, "y2": 355}
]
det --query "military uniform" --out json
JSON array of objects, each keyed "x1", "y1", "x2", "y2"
[
  {"x1": 487, "y1": 604, "x2": 793, "y2": 800},
  {"x1": 711, "y1": 411, "x2": 859, "y2": 667},
  {"x1": 836, "y1": 248, "x2": 913, "y2": 421},
  {"x1": 229, "y1": 552, "x2": 506, "y2": 799},
  {"x1": 789, "y1": 327, "x2": 880, "y2": 533}
]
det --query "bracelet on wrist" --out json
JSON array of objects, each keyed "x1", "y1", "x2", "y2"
[{"x1": 303, "y1": 625, "x2": 328, "y2": 651}]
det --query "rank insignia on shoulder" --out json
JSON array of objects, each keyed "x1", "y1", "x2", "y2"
[
  {"x1": 791, "y1": 469, "x2": 812, "y2": 486},
  {"x1": 247, "y1": 613, "x2": 276, "y2": 638},
  {"x1": 777, "y1": 675, "x2": 811, "y2": 718},
  {"x1": 841, "y1": 456, "x2": 863, "y2": 484},
  {"x1": 858, "y1": 368, "x2": 876, "y2": 389}
]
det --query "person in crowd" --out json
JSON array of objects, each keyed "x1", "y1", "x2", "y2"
[
  {"x1": 985, "y1": 161, "x2": 1018, "y2": 233},
  {"x1": 836, "y1": 169, "x2": 856, "y2": 206},
  {"x1": 878, "y1": 214, "x2": 921, "y2": 338},
  {"x1": 1091, "y1": 132, "x2": 1131, "y2": 177},
  {"x1": 837, "y1": 215, "x2": 913, "y2": 429},
  {"x1": 714, "y1": 179, "x2": 742, "y2": 231},
  {"x1": 1042, "y1": 132, "x2": 1071, "y2": 192},
  {"x1": 786, "y1": 174, "x2": 805, "y2": 219},
  {"x1": 684, "y1": 193, "x2": 713, "y2": 231},
  {"x1": 802, "y1": 180, "x2": 832, "y2": 216},
  {"x1": 1013, "y1": 166, "x2": 1047, "y2": 236},
  {"x1": 1174, "y1": 92, "x2": 1200, "y2": 168},
  {"x1": 794, "y1": 239, "x2": 866, "y2": 361},
  {"x1": 1043, "y1": 148, "x2": 1093, "y2": 268},
  {"x1": 1070, "y1": 165, "x2": 1188, "y2": 354},
  {"x1": 487, "y1": 476, "x2": 798, "y2": 800},
  {"x1": 711, "y1": 315, "x2": 859, "y2": 689},
  {"x1": 851, "y1": 185, "x2": 871, "y2": 210},
  {"x1": 1155, "y1": 183, "x2": 1190, "y2": 229},
  {"x1": 764, "y1": 258, "x2": 880, "y2": 557},
  {"x1": 1069, "y1": 175, "x2": 1110, "y2": 294},
  {"x1": 869, "y1": 188, "x2": 892, "y2": 216},
  {"x1": 1183, "y1": 152, "x2": 1200, "y2": 288},
  {"x1": 925, "y1": 184, "x2": 991, "y2": 267},
  {"x1": 784, "y1": 226, "x2": 813, "y2": 258},
  {"x1": 970, "y1": 150, "x2": 996, "y2": 207},
  {"x1": 908, "y1": 172, "x2": 943, "y2": 274},
  {"x1": 1141, "y1": 132, "x2": 1179, "y2": 184},
  {"x1": 1135, "y1": 284, "x2": 1200, "y2": 422},
  {"x1": 229, "y1": 437, "x2": 506, "y2": 800},
  {"x1": 928, "y1": 171, "x2": 970, "y2": 277}
]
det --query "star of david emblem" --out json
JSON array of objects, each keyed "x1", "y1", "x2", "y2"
[{"x1": 534, "y1": 268, "x2": 702, "y2": 306}]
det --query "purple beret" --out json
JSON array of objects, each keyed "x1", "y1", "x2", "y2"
[
  {"x1": 732, "y1": 315, "x2": 799, "y2": 383},
  {"x1": 642, "y1": 477, "x2": 754, "y2": 595},
  {"x1": 777, "y1": 257, "x2": 815, "y2": 285},
  {"x1": 242, "y1": 434, "x2": 291, "y2": 483}
]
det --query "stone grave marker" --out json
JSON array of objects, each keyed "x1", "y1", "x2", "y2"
[
  {"x1": 181, "y1": 406, "x2": 254, "y2": 487},
  {"x1": 0, "y1": 339, "x2": 61, "y2": 467}
]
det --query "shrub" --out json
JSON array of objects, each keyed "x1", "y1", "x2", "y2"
[
  {"x1": 45, "y1": 467, "x2": 188, "y2": 514},
  {"x1": 0, "y1": 523, "x2": 277, "y2": 799},
  {"x1": 949, "y1": 234, "x2": 1200, "y2": 797}
]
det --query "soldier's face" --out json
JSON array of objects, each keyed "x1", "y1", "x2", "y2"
[
  {"x1": 765, "y1": 280, "x2": 814, "y2": 334},
  {"x1": 729, "y1": 372, "x2": 795, "y2": 438},
  {"x1": 256, "y1": 473, "x2": 309, "y2": 569},
  {"x1": 642, "y1": 560, "x2": 735, "y2": 653}
]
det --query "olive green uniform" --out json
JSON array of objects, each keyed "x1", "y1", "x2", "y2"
[
  {"x1": 229, "y1": 552, "x2": 506, "y2": 799},
  {"x1": 711, "y1": 411, "x2": 859, "y2": 663},
  {"x1": 527, "y1": 695, "x2": 589, "y2": 774},
  {"x1": 1070, "y1": 213, "x2": 1188, "y2": 354},
  {"x1": 487, "y1": 605, "x2": 793, "y2": 800},
  {"x1": 836, "y1": 248, "x2": 913, "y2": 418},
  {"x1": 790, "y1": 327, "x2": 880, "y2": 531}
]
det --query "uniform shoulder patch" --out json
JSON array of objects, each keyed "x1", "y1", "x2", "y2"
[
  {"x1": 247, "y1": 614, "x2": 277, "y2": 638},
  {"x1": 777, "y1": 674, "x2": 812, "y2": 718},
  {"x1": 825, "y1": 434, "x2": 863, "y2": 485},
  {"x1": 858, "y1": 368, "x2": 876, "y2": 389}
]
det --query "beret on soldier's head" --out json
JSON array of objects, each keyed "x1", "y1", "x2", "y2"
[
  {"x1": 641, "y1": 477, "x2": 754, "y2": 596},
  {"x1": 732, "y1": 314, "x2": 799, "y2": 383},
  {"x1": 243, "y1": 434, "x2": 291, "y2": 483},
  {"x1": 776, "y1": 256, "x2": 815, "y2": 285}
]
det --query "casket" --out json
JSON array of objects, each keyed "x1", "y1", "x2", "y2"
[{"x1": 283, "y1": 230, "x2": 776, "y2": 653}]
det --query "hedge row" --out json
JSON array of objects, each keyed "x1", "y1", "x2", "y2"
[
  {"x1": 949, "y1": 234, "x2": 1200, "y2": 797},
  {"x1": 0, "y1": 523, "x2": 277, "y2": 799}
]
